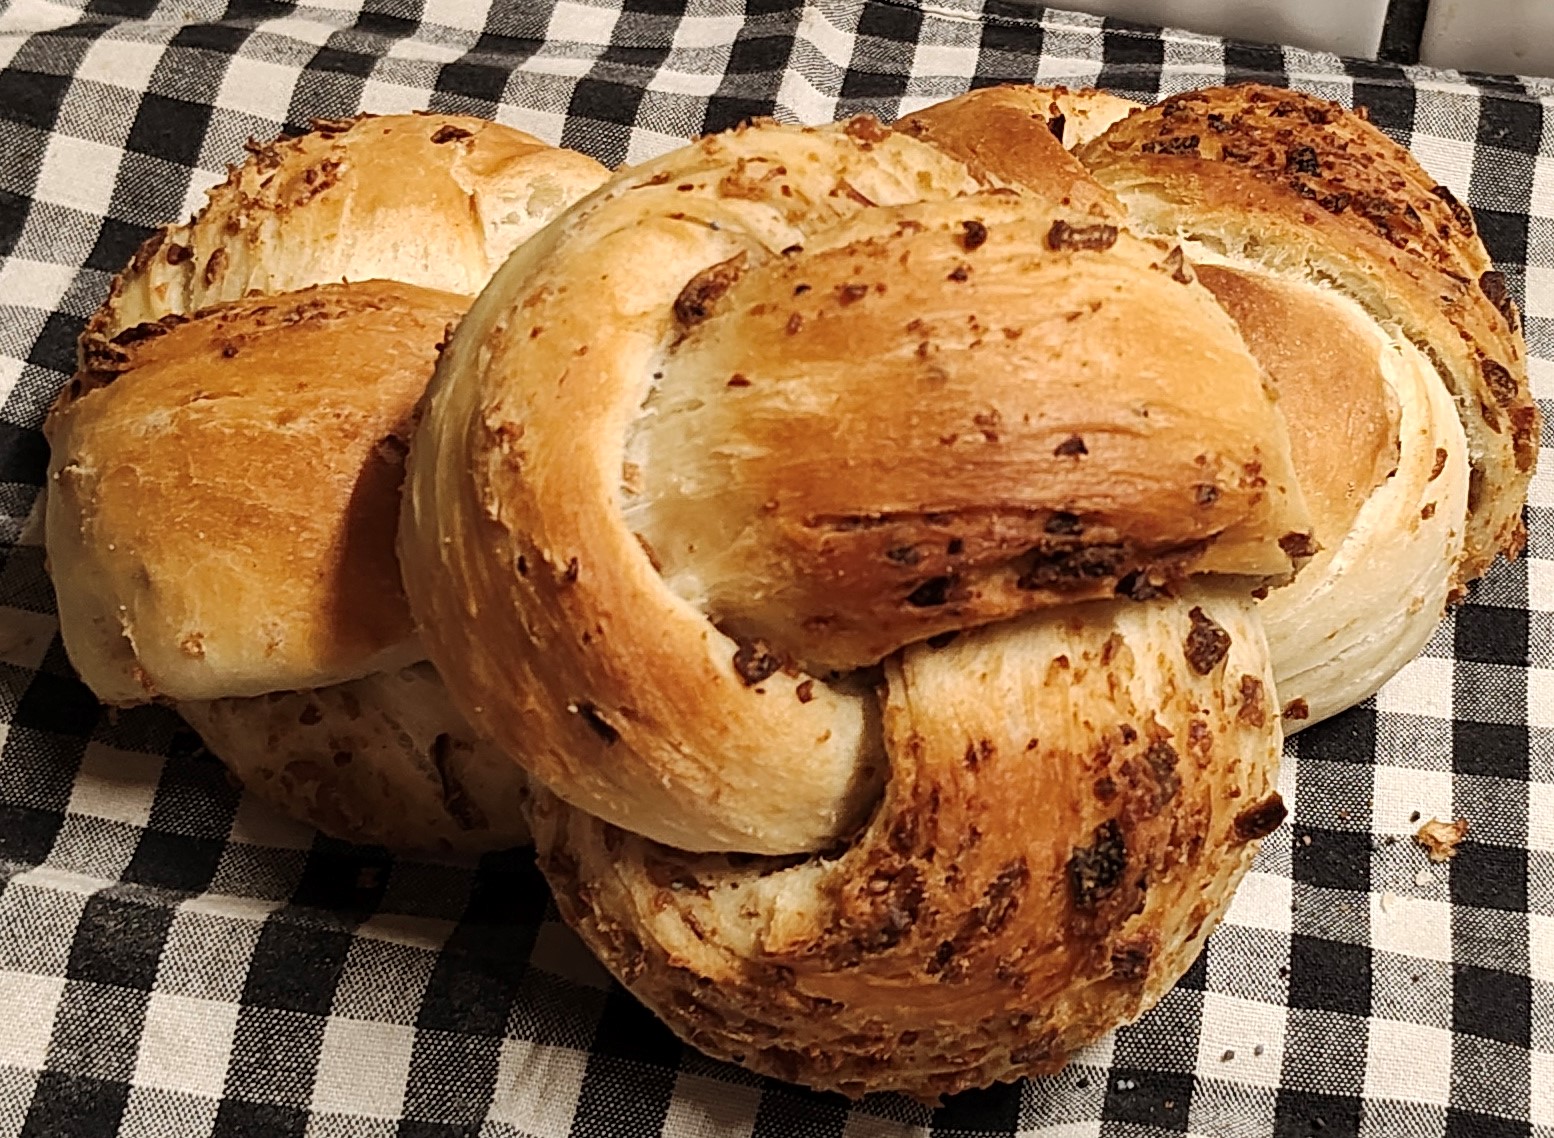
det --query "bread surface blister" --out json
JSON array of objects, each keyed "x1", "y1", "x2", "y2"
[{"x1": 43, "y1": 85, "x2": 1534, "y2": 1099}]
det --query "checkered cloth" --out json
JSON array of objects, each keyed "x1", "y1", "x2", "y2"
[{"x1": 0, "y1": 1, "x2": 1550, "y2": 1135}]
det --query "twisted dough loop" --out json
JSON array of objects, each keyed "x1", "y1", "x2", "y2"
[
  {"x1": 402, "y1": 110, "x2": 1305, "y2": 1097},
  {"x1": 403, "y1": 116, "x2": 1307, "y2": 854},
  {"x1": 530, "y1": 590, "x2": 1283, "y2": 1099}
]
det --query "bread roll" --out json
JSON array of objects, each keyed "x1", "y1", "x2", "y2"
[
  {"x1": 1070, "y1": 84, "x2": 1530, "y2": 725},
  {"x1": 47, "y1": 114, "x2": 610, "y2": 852},
  {"x1": 401, "y1": 111, "x2": 1305, "y2": 1096},
  {"x1": 47, "y1": 281, "x2": 461, "y2": 702},
  {"x1": 401, "y1": 115, "x2": 1310, "y2": 855},
  {"x1": 85, "y1": 112, "x2": 609, "y2": 344},
  {"x1": 180, "y1": 664, "x2": 530, "y2": 854}
]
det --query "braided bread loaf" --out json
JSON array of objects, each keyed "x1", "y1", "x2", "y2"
[
  {"x1": 46, "y1": 114, "x2": 608, "y2": 852},
  {"x1": 400, "y1": 107, "x2": 1308, "y2": 1095},
  {"x1": 401, "y1": 85, "x2": 1530, "y2": 1098}
]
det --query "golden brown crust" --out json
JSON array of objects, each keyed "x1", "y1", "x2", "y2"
[
  {"x1": 81, "y1": 112, "x2": 609, "y2": 356},
  {"x1": 895, "y1": 87, "x2": 1126, "y2": 221},
  {"x1": 1076, "y1": 84, "x2": 1535, "y2": 584},
  {"x1": 1195, "y1": 264, "x2": 1399, "y2": 547},
  {"x1": 528, "y1": 589, "x2": 1282, "y2": 1099},
  {"x1": 47, "y1": 281, "x2": 466, "y2": 703},
  {"x1": 401, "y1": 116, "x2": 1308, "y2": 855}
]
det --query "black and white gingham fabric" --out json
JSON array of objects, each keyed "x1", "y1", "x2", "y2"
[{"x1": 0, "y1": 2, "x2": 1551, "y2": 1135}]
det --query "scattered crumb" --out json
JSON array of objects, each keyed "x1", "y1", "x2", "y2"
[
  {"x1": 1117, "y1": 1078, "x2": 1136, "y2": 1091},
  {"x1": 1301, "y1": 835, "x2": 1312, "y2": 846},
  {"x1": 1409, "y1": 810, "x2": 1421, "y2": 823},
  {"x1": 1075, "y1": 1076, "x2": 1090, "y2": 1089},
  {"x1": 1221, "y1": 1049, "x2": 1236, "y2": 1062},
  {"x1": 1379, "y1": 891, "x2": 1397, "y2": 913},
  {"x1": 1415, "y1": 868, "x2": 1433, "y2": 887},
  {"x1": 1415, "y1": 817, "x2": 1468, "y2": 862},
  {"x1": 1254, "y1": 1044, "x2": 1265, "y2": 1057}
]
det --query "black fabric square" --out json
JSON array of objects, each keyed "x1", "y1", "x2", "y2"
[
  {"x1": 1455, "y1": 604, "x2": 1529, "y2": 666},
  {"x1": 1475, "y1": 208, "x2": 1530, "y2": 268},
  {"x1": 83, "y1": 214, "x2": 153, "y2": 274},
  {"x1": 1272, "y1": 1089, "x2": 1364, "y2": 1138},
  {"x1": 210, "y1": 1099, "x2": 307, "y2": 1138},
  {"x1": 0, "y1": 69, "x2": 70, "y2": 133},
  {"x1": 123, "y1": 829, "x2": 225, "y2": 895},
  {"x1": 749, "y1": 1083, "x2": 849, "y2": 1138},
  {"x1": 1223, "y1": 42, "x2": 1286, "y2": 86},
  {"x1": 241, "y1": 918, "x2": 353, "y2": 1015},
  {"x1": 124, "y1": 92, "x2": 212, "y2": 169},
  {"x1": 566, "y1": 1051, "x2": 677, "y2": 1138},
  {"x1": 1478, "y1": 96, "x2": 1544, "y2": 158},
  {"x1": 839, "y1": 4, "x2": 919, "y2": 103},
  {"x1": 1451, "y1": 842, "x2": 1528, "y2": 913},
  {"x1": 1347, "y1": 59, "x2": 1418, "y2": 136},
  {"x1": 590, "y1": 985, "x2": 682, "y2": 1068},
  {"x1": 45, "y1": 980, "x2": 148, "y2": 1082},
  {"x1": 397, "y1": 1123, "x2": 483, "y2": 1138},
  {"x1": 22, "y1": 308, "x2": 83, "y2": 380},
  {"x1": 19, "y1": 1071, "x2": 129, "y2": 1138},
  {"x1": 13, "y1": 668, "x2": 100, "y2": 744},
  {"x1": 0, "y1": 188, "x2": 26, "y2": 260},
  {"x1": 1453, "y1": 720, "x2": 1529, "y2": 781},
  {"x1": 1102, "y1": 1069, "x2": 1194, "y2": 1131},
  {"x1": 0, "y1": 804, "x2": 62, "y2": 863},
  {"x1": 1293, "y1": 704, "x2": 1376, "y2": 765},
  {"x1": 933, "y1": 1080, "x2": 1022, "y2": 1132},
  {"x1": 1454, "y1": 965, "x2": 1531, "y2": 1048},
  {"x1": 290, "y1": 840, "x2": 393, "y2": 915},
  {"x1": 1445, "y1": 1108, "x2": 1534, "y2": 1138},
  {"x1": 416, "y1": 945, "x2": 523, "y2": 1037},
  {"x1": 222, "y1": 1006, "x2": 325, "y2": 1108},
  {"x1": 66, "y1": 893, "x2": 174, "y2": 990},
  {"x1": 1293, "y1": 828, "x2": 1372, "y2": 893},
  {"x1": 1289, "y1": 936, "x2": 1371, "y2": 1017},
  {"x1": 400, "y1": 1032, "x2": 500, "y2": 1131}
]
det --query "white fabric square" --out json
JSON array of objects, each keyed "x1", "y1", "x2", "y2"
[
  {"x1": 495, "y1": 105, "x2": 567, "y2": 147},
  {"x1": 74, "y1": 37, "x2": 164, "y2": 93},
  {"x1": 1224, "y1": 870, "x2": 1293, "y2": 934},
  {"x1": 1373, "y1": 655, "x2": 1455, "y2": 721},
  {"x1": 33, "y1": 132, "x2": 122, "y2": 217},
  {"x1": 357, "y1": 77, "x2": 431, "y2": 116},
  {"x1": 310, "y1": 1017, "x2": 415, "y2": 1118},
  {"x1": 1530, "y1": 913, "x2": 1554, "y2": 981},
  {"x1": 1527, "y1": 667, "x2": 1554, "y2": 730},
  {"x1": 1364, "y1": 1017, "x2": 1453, "y2": 1106},
  {"x1": 133, "y1": 992, "x2": 238, "y2": 1098},
  {"x1": 1194, "y1": 991, "x2": 1286, "y2": 1089},
  {"x1": 0, "y1": 258, "x2": 78, "y2": 318},
  {"x1": 1370, "y1": 891, "x2": 1453, "y2": 964},
  {"x1": 912, "y1": 37, "x2": 980, "y2": 83},
  {"x1": 1371, "y1": 765, "x2": 1455, "y2": 840},
  {"x1": 67, "y1": 743, "x2": 165, "y2": 827},
  {"x1": 486, "y1": 1038, "x2": 589, "y2": 1133},
  {"x1": 844, "y1": 1113, "x2": 932, "y2": 1138},
  {"x1": 1533, "y1": 1046, "x2": 1554, "y2": 1127},
  {"x1": 1530, "y1": 780, "x2": 1554, "y2": 854},
  {"x1": 662, "y1": 1072, "x2": 762, "y2": 1138},
  {"x1": 418, "y1": 0, "x2": 491, "y2": 33},
  {"x1": 546, "y1": 0, "x2": 619, "y2": 47},
  {"x1": 0, "y1": 971, "x2": 63, "y2": 1069},
  {"x1": 672, "y1": 12, "x2": 745, "y2": 52},
  {"x1": 1405, "y1": 130, "x2": 1476, "y2": 198},
  {"x1": 215, "y1": 54, "x2": 298, "y2": 124}
]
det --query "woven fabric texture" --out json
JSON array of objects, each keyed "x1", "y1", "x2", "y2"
[{"x1": 0, "y1": 1, "x2": 1550, "y2": 1135}]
